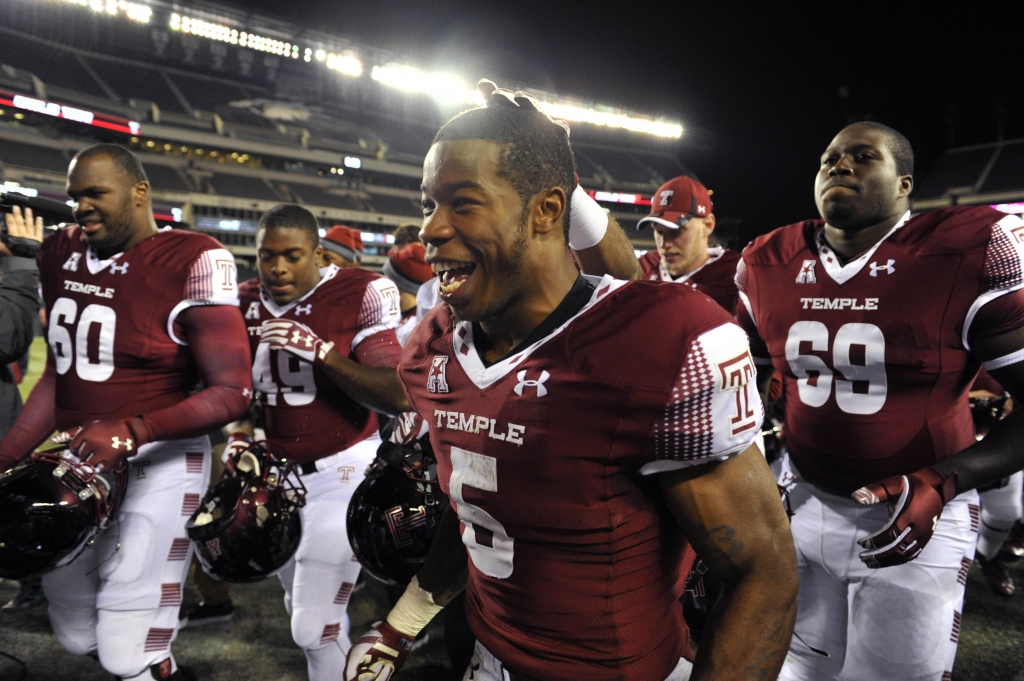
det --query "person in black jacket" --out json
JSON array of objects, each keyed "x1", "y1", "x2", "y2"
[
  {"x1": 0, "y1": 204, "x2": 43, "y2": 437},
  {"x1": 0, "y1": 203, "x2": 45, "y2": 612}
]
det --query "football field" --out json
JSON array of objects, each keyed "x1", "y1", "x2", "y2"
[{"x1": 2, "y1": 337, "x2": 1022, "y2": 680}]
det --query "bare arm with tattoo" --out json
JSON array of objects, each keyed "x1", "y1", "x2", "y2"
[{"x1": 660, "y1": 444, "x2": 799, "y2": 681}]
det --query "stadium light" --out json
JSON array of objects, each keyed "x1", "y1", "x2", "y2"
[
  {"x1": 541, "y1": 102, "x2": 682, "y2": 139},
  {"x1": 326, "y1": 52, "x2": 362, "y2": 77},
  {"x1": 60, "y1": 0, "x2": 152, "y2": 23},
  {"x1": 371, "y1": 63, "x2": 475, "y2": 105},
  {"x1": 171, "y1": 13, "x2": 299, "y2": 58},
  {"x1": 343, "y1": 156, "x2": 361, "y2": 169}
]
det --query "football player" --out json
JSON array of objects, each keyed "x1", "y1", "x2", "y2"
[
  {"x1": 344, "y1": 88, "x2": 798, "y2": 681},
  {"x1": 0, "y1": 144, "x2": 252, "y2": 681},
  {"x1": 736, "y1": 122, "x2": 1024, "y2": 680},
  {"x1": 638, "y1": 175, "x2": 741, "y2": 313},
  {"x1": 237, "y1": 203, "x2": 404, "y2": 680}
]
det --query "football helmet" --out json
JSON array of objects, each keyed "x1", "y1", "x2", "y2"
[
  {"x1": 187, "y1": 441, "x2": 306, "y2": 583},
  {"x1": 0, "y1": 449, "x2": 127, "y2": 580},
  {"x1": 348, "y1": 436, "x2": 449, "y2": 586},
  {"x1": 970, "y1": 394, "x2": 1007, "y2": 439}
]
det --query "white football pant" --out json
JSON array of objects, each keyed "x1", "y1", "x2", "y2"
[
  {"x1": 278, "y1": 435, "x2": 377, "y2": 681},
  {"x1": 778, "y1": 456, "x2": 978, "y2": 681},
  {"x1": 42, "y1": 437, "x2": 211, "y2": 679},
  {"x1": 976, "y1": 471, "x2": 1023, "y2": 560},
  {"x1": 462, "y1": 640, "x2": 693, "y2": 681}
]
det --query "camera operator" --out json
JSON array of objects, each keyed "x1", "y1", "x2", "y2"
[{"x1": 0, "y1": 204, "x2": 43, "y2": 437}]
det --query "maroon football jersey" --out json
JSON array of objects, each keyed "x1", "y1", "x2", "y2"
[
  {"x1": 639, "y1": 246, "x2": 741, "y2": 314},
  {"x1": 401, "y1": 275, "x2": 762, "y2": 681},
  {"x1": 240, "y1": 266, "x2": 402, "y2": 463},
  {"x1": 737, "y1": 207, "x2": 1024, "y2": 494},
  {"x1": 38, "y1": 226, "x2": 239, "y2": 430}
]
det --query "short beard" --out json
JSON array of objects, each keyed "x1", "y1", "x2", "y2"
[{"x1": 85, "y1": 198, "x2": 136, "y2": 254}]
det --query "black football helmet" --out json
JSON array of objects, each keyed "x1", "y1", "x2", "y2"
[
  {"x1": 187, "y1": 440, "x2": 306, "y2": 583},
  {"x1": 0, "y1": 449, "x2": 127, "y2": 580},
  {"x1": 348, "y1": 435, "x2": 449, "y2": 587},
  {"x1": 970, "y1": 394, "x2": 1007, "y2": 439}
]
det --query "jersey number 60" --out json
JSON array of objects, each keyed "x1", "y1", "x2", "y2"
[
  {"x1": 785, "y1": 321, "x2": 887, "y2": 415},
  {"x1": 48, "y1": 297, "x2": 116, "y2": 382}
]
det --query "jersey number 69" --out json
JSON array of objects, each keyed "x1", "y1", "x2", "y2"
[{"x1": 785, "y1": 321, "x2": 887, "y2": 415}]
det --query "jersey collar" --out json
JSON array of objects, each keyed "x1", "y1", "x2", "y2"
[
  {"x1": 659, "y1": 245, "x2": 725, "y2": 283},
  {"x1": 260, "y1": 264, "x2": 339, "y2": 317},
  {"x1": 451, "y1": 274, "x2": 627, "y2": 390},
  {"x1": 815, "y1": 211, "x2": 910, "y2": 285},
  {"x1": 84, "y1": 226, "x2": 174, "y2": 275}
]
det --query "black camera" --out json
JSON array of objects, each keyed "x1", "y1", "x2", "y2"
[{"x1": 0, "y1": 189, "x2": 73, "y2": 259}]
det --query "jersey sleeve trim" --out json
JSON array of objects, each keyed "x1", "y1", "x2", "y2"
[
  {"x1": 644, "y1": 322, "x2": 763, "y2": 473},
  {"x1": 167, "y1": 299, "x2": 240, "y2": 346},
  {"x1": 168, "y1": 248, "x2": 242, "y2": 346},
  {"x1": 964, "y1": 214, "x2": 1024, "y2": 351},
  {"x1": 352, "y1": 278, "x2": 402, "y2": 350},
  {"x1": 982, "y1": 347, "x2": 1024, "y2": 372}
]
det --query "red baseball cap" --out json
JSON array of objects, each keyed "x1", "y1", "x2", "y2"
[
  {"x1": 384, "y1": 243, "x2": 433, "y2": 293},
  {"x1": 637, "y1": 176, "x2": 713, "y2": 230},
  {"x1": 322, "y1": 225, "x2": 364, "y2": 262}
]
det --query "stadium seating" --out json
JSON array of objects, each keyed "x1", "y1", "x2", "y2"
[
  {"x1": 915, "y1": 146, "x2": 996, "y2": 199},
  {"x1": 143, "y1": 164, "x2": 192, "y2": 193},
  {"x1": 980, "y1": 140, "x2": 1024, "y2": 195},
  {"x1": 288, "y1": 184, "x2": 363, "y2": 211},
  {"x1": 0, "y1": 140, "x2": 69, "y2": 174},
  {"x1": 209, "y1": 173, "x2": 281, "y2": 201},
  {"x1": 365, "y1": 193, "x2": 421, "y2": 217}
]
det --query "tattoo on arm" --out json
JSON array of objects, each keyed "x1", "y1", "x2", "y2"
[
  {"x1": 679, "y1": 518, "x2": 745, "y2": 572},
  {"x1": 742, "y1": 619, "x2": 788, "y2": 679}
]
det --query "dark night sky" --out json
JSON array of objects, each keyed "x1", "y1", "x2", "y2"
[{"x1": 218, "y1": 0, "x2": 1024, "y2": 237}]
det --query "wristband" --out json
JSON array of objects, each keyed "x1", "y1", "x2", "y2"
[
  {"x1": 568, "y1": 185, "x2": 608, "y2": 251},
  {"x1": 384, "y1": 575, "x2": 443, "y2": 638}
]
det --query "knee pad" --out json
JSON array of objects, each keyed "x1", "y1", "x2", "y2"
[{"x1": 47, "y1": 602, "x2": 98, "y2": 656}]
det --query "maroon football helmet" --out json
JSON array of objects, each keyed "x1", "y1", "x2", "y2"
[
  {"x1": 348, "y1": 438, "x2": 449, "y2": 586},
  {"x1": 0, "y1": 449, "x2": 127, "y2": 580},
  {"x1": 187, "y1": 441, "x2": 306, "y2": 583}
]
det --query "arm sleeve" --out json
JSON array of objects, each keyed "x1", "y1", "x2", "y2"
[
  {"x1": 353, "y1": 329, "x2": 403, "y2": 368},
  {"x1": 963, "y1": 214, "x2": 1024, "y2": 350},
  {"x1": 352, "y1": 277, "x2": 403, "y2": 350},
  {"x1": 141, "y1": 305, "x2": 253, "y2": 441},
  {"x1": 167, "y1": 248, "x2": 241, "y2": 345},
  {"x1": 0, "y1": 256, "x2": 40, "y2": 363},
  {"x1": 642, "y1": 322, "x2": 764, "y2": 475},
  {"x1": 734, "y1": 257, "x2": 771, "y2": 363},
  {"x1": 0, "y1": 362, "x2": 56, "y2": 469}
]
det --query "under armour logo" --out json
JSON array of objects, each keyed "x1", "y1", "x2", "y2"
[
  {"x1": 111, "y1": 436, "x2": 133, "y2": 451},
  {"x1": 697, "y1": 204, "x2": 707, "y2": 215},
  {"x1": 427, "y1": 356, "x2": 449, "y2": 393},
  {"x1": 295, "y1": 304, "x2": 312, "y2": 315},
  {"x1": 869, "y1": 259, "x2": 895, "y2": 276},
  {"x1": 290, "y1": 331, "x2": 315, "y2": 347},
  {"x1": 241, "y1": 388, "x2": 253, "y2": 399},
  {"x1": 109, "y1": 262, "x2": 129, "y2": 275},
  {"x1": 514, "y1": 370, "x2": 550, "y2": 397},
  {"x1": 245, "y1": 302, "x2": 260, "y2": 320},
  {"x1": 795, "y1": 259, "x2": 817, "y2": 284},
  {"x1": 62, "y1": 253, "x2": 81, "y2": 271},
  {"x1": 659, "y1": 189, "x2": 674, "y2": 206}
]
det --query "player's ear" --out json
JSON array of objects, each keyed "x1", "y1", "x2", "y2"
[
  {"x1": 897, "y1": 174, "x2": 914, "y2": 200},
  {"x1": 703, "y1": 213, "x2": 716, "y2": 236},
  {"x1": 133, "y1": 180, "x2": 150, "y2": 207},
  {"x1": 532, "y1": 187, "x2": 567, "y2": 237}
]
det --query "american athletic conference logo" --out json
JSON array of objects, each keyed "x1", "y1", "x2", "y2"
[{"x1": 427, "y1": 356, "x2": 449, "y2": 393}]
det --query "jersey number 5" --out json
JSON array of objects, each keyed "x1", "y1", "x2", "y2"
[
  {"x1": 48, "y1": 297, "x2": 116, "y2": 382},
  {"x1": 449, "y1": 447, "x2": 514, "y2": 579},
  {"x1": 785, "y1": 321, "x2": 887, "y2": 414}
]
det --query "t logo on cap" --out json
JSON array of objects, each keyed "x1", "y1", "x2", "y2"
[
  {"x1": 659, "y1": 190, "x2": 674, "y2": 207},
  {"x1": 638, "y1": 175, "x2": 713, "y2": 231}
]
